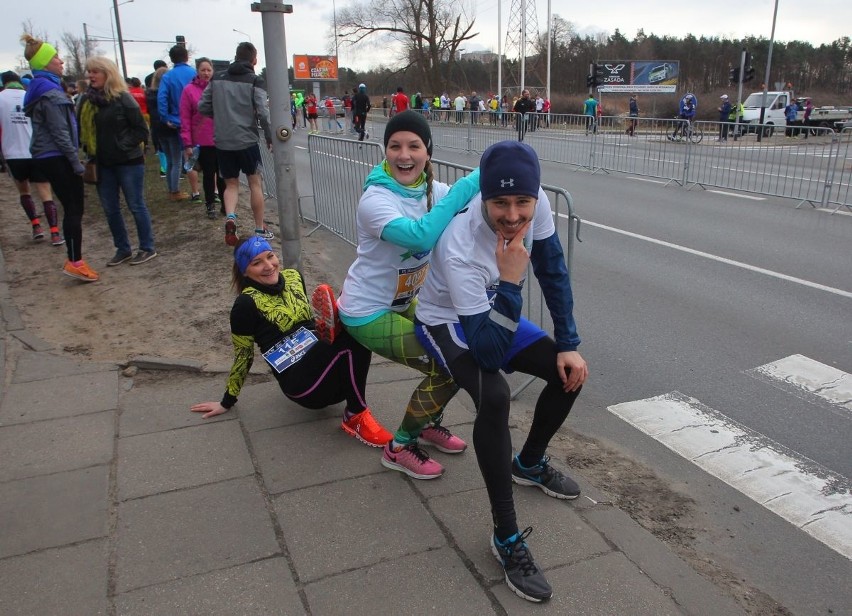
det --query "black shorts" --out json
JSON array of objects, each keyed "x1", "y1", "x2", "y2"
[
  {"x1": 216, "y1": 145, "x2": 262, "y2": 180},
  {"x1": 307, "y1": 113, "x2": 318, "y2": 120},
  {"x1": 6, "y1": 159, "x2": 48, "y2": 183}
]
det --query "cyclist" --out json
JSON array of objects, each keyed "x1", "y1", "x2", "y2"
[{"x1": 669, "y1": 93, "x2": 697, "y2": 141}]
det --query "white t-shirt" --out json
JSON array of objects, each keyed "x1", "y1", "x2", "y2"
[
  {"x1": 0, "y1": 88, "x2": 34, "y2": 160},
  {"x1": 338, "y1": 181, "x2": 451, "y2": 321},
  {"x1": 454, "y1": 96, "x2": 466, "y2": 111},
  {"x1": 416, "y1": 187, "x2": 554, "y2": 325}
]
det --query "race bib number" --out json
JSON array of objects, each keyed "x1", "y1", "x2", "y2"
[
  {"x1": 391, "y1": 262, "x2": 430, "y2": 307},
  {"x1": 262, "y1": 327, "x2": 318, "y2": 373}
]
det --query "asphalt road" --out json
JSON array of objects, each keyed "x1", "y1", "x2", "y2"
[{"x1": 289, "y1": 127, "x2": 852, "y2": 615}]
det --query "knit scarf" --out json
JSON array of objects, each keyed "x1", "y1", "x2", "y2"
[
  {"x1": 78, "y1": 97, "x2": 99, "y2": 158},
  {"x1": 363, "y1": 160, "x2": 426, "y2": 199}
]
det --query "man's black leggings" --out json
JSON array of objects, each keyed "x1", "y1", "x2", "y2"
[{"x1": 446, "y1": 336, "x2": 581, "y2": 538}]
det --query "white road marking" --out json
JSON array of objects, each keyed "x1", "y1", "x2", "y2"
[
  {"x1": 557, "y1": 214, "x2": 852, "y2": 299},
  {"x1": 748, "y1": 355, "x2": 852, "y2": 415},
  {"x1": 707, "y1": 190, "x2": 766, "y2": 200},
  {"x1": 608, "y1": 391, "x2": 852, "y2": 560}
]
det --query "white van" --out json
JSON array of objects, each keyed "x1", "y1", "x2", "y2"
[{"x1": 740, "y1": 91, "x2": 794, "y2": 136}]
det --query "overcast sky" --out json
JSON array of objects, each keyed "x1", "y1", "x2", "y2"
[{"x1": 3, "y1": 0, "x2": 848, "y2": 81}]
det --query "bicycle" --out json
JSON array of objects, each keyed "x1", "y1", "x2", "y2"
[{"x1": 668, "y1": 119, "x2": 703, "y2": 144}]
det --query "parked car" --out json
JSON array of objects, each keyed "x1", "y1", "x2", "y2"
[{"x1": 320, "y1": 97, "x2": 345, "y2": 117}]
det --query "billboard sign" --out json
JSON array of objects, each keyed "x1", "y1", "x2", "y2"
[
  {"x1": 597, "y1": 60, "x2": 679, "y2": 93},
  {"x1": 293, "y1": 55, "x2": 339, "y2": 81}
]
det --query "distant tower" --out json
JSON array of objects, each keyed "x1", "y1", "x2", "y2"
[{"x1": 504, "y1": 0, "x2": 540, "y2": 93}]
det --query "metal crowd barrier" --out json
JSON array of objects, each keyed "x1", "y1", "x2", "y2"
[
  {"x1": 350, "y1": 112, "x2": 850, "y2": 210},
  {"x1": 823, "y1": 127, "x2": 852, "y2": 214},
  {"x1": 306, "y1": 135, "x2": 384, "y2": 245}
]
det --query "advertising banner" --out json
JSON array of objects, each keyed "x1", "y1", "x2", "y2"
[
  {"x1": 293, "y1": 55, "x2": 339, "y2": 81},
  {"x1": 597, "y1": 60, "x2": 679, "y2": 93}
]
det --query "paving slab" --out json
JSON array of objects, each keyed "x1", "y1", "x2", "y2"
[
  {"x1": 115, "y1": 558, "x2": 303, "y2": 616},
  {"x1": 274, "y1": 474, "x2": 445, "y2": 583},
  {"x1": 119, "y1": 372, "x2": 230, "y2": 437},
  {"x1": 0, "y1": 370, "x2": 118, "y2": 424},
  {"x1": 304, "y1": 547, "x2": 495, "y2": 615},
  {"x1": 0, "y1": 410, "x2": 114, "y2": 482},
  {"x1": 489, "y1": 551, "x2": 682, "y2": 615},
  {"x1": 236, "y1": 380, "x2": 340, "y2": 434},
  {"x1": 11, "y1": 350, "x2": 116, "y2": 383},
  {"x1": 0, "y1": 465, "x2": 109, "y2": 558},
  {"x1": 0, "y1": 539, "x2": 109, "y2": 615},
  {"x1": 117, "y1": 421, "x2": 254, "y2": 500},
  {"x1": 114, "y1": 477, "x2": 279, "y2": 593},
  {"x1": 251, "y1": 418, "x2": 385, "y2": 494},
  {"x1": 584, "y1": 506, "x2": 745, "y2": 616},
  {"x1": 432, "y1": 487, "x2": 612, "y2": 586}
]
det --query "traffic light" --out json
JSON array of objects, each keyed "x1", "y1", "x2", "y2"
[
  {"x1": 743, "y1": 66, "x2": 755, "y2": 82},
  {"x1": 586, "y1": 73, "x2": 595, "y2": 88},
  {"x1": 729, "y1": 67, "x2": 740, "y2": 84},
  {"x1": 175, "y1": 35, "x2": 186, "y2": 46}
]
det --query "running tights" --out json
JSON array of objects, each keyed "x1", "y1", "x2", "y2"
[
  {"x1": 345, "y1": 307, "x2": 459, "y2": 443},
  {"x1": 446, "y1": 336, "x2": 581, "y2": 540}
]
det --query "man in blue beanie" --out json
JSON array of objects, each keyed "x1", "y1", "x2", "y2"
[{"x1": 414, "y1": 140, "x2": 588, "y2": 603}]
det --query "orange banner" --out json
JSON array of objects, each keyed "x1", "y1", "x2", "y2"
[{"x1": 293, "y1": 55, "x2": 339, "y2": 81}]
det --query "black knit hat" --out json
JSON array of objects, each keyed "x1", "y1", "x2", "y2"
[
  {"x1": 383, "y1": 111, "x2": 432, "y2": 156},
  {"x1": 479, "y1": 141, "x2": 540, "y2": 201}
]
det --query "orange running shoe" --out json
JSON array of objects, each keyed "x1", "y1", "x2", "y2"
[
  {"x1": 311, "y1": 283, "x2": 341, "y2": 344},
  {"x1": 341, "y1": 408, "x2": 393, "y2": 447},
  {"x1": 62, "y1": 260, "x2": 99, "y2": 282}
]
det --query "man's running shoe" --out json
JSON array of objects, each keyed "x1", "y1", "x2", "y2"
[
  {"x1": 32, "y1": 224, "x2": 44, "y2": 241},
  {"x1": 224, "y1": 218, "x2": 238, "y2": 246},
  {"x1": 255, "y1": 227, "x2": 275, "y2": 240},
  {"x1": 381, "y1": 442, "x2": 443, "y2": 479},
  {"x1": 511, "y1": 455, "x2": 580, "y2": 500},
  {"x1": 62, "y1": 260, "x2": 99, "y2": 283},
  {"x1": 311, "y1": 284, "x2": 341, "y2": 344},
  {"x1": 341, "y1": 408, "x2": 392, "y2": 447},
  {"x1": 205, "y1": 203, "x2": 217, "y2": 219},
  {"x1": 418, "y1": 424, "x2": 467, "y2": 454},
  {"x1": 491, "y1": 528, "x2": 552, "y2": 603},
  {"x1": 190, "y1": 193, "x2": 202, "y2": 204},
  {"x1": 50, "y1": 232, "x2": 65, "y2": 246}
]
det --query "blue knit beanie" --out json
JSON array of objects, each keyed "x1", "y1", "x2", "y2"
[{"x1": 479, "y1": 141, "x2": 540, "y2": 201}]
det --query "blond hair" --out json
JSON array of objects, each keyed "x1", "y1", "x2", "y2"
[
  {"x1": 150, "y1": 66, "x2": 168, "y2": 90},
  {"x1": 84, "y1": 56, "x2": 127, "y2": 99}
]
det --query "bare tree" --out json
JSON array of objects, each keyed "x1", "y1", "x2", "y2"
[
  {"x1": 61, "y1": 32, "x2": 99, "y2": 81},
  {"x1": 336, "y1": 0, "x2": 479, "y2": 94}
]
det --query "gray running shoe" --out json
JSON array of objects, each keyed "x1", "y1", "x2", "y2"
[
  {"x1": 491, "y1": 528, "x2": 552, "y2": 603},
  {"x1": 511, "y1": 454, "x2": 580, "y2": 499}
]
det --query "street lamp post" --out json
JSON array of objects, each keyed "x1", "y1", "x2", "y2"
[{"x1": 233, "y1": 29, "x2": 252, "y2": 42}]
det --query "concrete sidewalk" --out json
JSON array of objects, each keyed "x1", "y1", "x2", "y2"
[{"x1": 0, "y1": 245, "x2": 744, "y2": 615}]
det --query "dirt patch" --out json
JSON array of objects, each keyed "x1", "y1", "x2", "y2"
[
  {"x1": 0, "y1": 163, "x2": 329, "y2": 368},
  {"x1": 545, "y1": 428, "x2": 791, "y2": 616}
]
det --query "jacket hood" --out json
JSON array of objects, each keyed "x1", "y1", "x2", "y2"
[
  {"x1": 226, "y1": 61, "x2": 254, "y2": 76},
  {"x1": 23, "y1": 72, "x2": 66, "y2": 111}
]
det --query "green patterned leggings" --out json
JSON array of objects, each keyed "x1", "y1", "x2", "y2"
[{"x1": 345, "y1": 305, "x2": 459, "y2": 444}]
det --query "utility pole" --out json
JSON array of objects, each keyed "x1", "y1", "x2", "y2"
[
  {"x1": 111, "y1": 0, "x2": 128, "y2": 79},
  {"x1": 252, "y1": 0, "x2": 300, "y2": 269},
  {"x1": 757, "y1": 0, "x2": 780, "y2": 143}
]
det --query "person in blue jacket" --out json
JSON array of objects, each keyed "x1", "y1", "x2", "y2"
[
  {"x1": 157, "y1": 44, "x2": 196, "y2": 200},
  {"x1": 669, "y1": 93, "x2": 697, "y2": 140},
  {"x1": 784, "y1": 99, "x2": 800, "y2": 137},
  {"x1": 413, "y1": 141, "x2": 588, "y2": 603}
]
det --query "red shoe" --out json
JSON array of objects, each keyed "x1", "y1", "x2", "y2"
[
  {"x1": 341, "y1": 408, "x2": 392, "y2": 447},
  {"x1": 224, "y1": 218, "x2": 238, "y2": 246},
  {"x1": 311, "y1": 283, "x2": 341, "y2": 344}
]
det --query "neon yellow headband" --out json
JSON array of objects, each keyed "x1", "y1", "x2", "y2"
[{"x1": 29, "y1": 42, "x2": 58, "y2": 71}]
